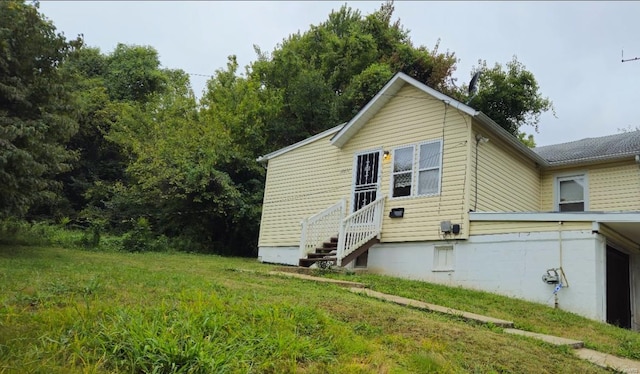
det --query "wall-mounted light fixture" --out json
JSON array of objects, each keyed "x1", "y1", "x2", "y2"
[
  {"x1": 475, "y1": 134, "x2": 489, "y2": 144},
  {"x1": 383, "y1": 150, "x2": 390, "y2": 160},
  {"x1": 389, "y1": 207, "x2": 404, "y2": 218}
]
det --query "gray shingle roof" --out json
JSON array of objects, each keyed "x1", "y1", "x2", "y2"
[{"x1": 533, "y1": 130, "x2": 640, "y2": 165}]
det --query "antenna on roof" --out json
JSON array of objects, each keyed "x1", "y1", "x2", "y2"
[
  {"x1": 466, "y1": 71, "x2": 480, "y2": 105},
  {"x1": 622, "y1": 49, "x2": 640, "y2": 63}
]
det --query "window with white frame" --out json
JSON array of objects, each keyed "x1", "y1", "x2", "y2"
[
  {"x1": 433, "y1": 245, "x2": 454, "y2": 271},
  {"x1": 391, "y1": 140, "x2": 442, "y2": 198},
  {"x1": 556, "y1": 174, "x2": 587, "y2": 212}
]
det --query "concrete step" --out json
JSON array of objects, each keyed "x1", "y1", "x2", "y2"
[
  {"x1": 575, "y1": 348, "x2": 640, "y2": 373},
  {"x1": 298, "y1": 257, "x2": 337, "y2": 267},
  {"x1": 349, "y1": 288, "x2": 514, "y2": 328},
  {"x1": 503, "y1": 328, "x2": 584, "y2": 349}
]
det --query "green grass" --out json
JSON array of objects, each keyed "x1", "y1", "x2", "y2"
[
  {"x1": 323, "y1": 270, "x2": 640, "y2": 360},
  {"x1": 0, "y1": 245, "x2": 620, "y2": 373}
]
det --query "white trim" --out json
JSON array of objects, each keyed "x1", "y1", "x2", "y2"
[
  {"x1": 432, "y1": 244, "x2": 455, "y2": 272},
  {"x1": 470, "y1": 211, "x2": 640, "y2": 223},
  {"x1": 554, "y1": 172, "x2": 589, "y2": 212},
  {"x1": 390, "y1": 144, "x2": 415, "y2": 199},
  {"x1": 416, "y1": 139, "x2": 443, "y2": 197},
  {"x1": 389, "y1": 139, "x2": 443, "y2": 200},
  {"x1": 256, "y1": 123, "x2": 344, "y2": 162}
]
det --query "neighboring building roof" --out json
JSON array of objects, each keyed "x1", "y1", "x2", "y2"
[{"x1": 533, "y1": 130, "x2": 640, "y2": 166}]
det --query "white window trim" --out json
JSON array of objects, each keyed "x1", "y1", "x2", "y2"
[
  {"x1": 390, "y1": 145, "x2": 415, "y2": 199},
  {"x1": 389, "y1": 139, "x2": 442, "y2": 200},
  {"x1": 416, "y1": 140, "x2": 443, "y2": 197},
  {"x1": 554, "y1": 172, "x2": 589, "y2": 212},
  {"x1": 433, "y1": 245, "x2": 454, "y2": 272}
]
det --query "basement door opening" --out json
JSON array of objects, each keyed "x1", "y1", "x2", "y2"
[{"x1": 606, "y1": 246, "x2": 631, "y2": 329}]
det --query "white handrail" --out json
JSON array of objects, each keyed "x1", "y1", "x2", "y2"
[
  {"x1": 299, "y1": 198, "x2": 346, "y2": 259},
  {"x1": 337, "y1": 196, "x2": 385, "y2": 266}
]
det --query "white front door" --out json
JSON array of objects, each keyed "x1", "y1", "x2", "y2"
[{"x1": 352, "y1": 151, "x2": 382, "y2": 212}]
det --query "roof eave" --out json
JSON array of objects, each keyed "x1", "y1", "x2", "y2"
[
  {"x1": 545, "y1": 152, "x2": 640, "y2": 167},
  {"x1": 256, "y1": 123, "x2": 345, "y2": 163},
  {"x1": 470, "y1": 211, "x2": 640, "y2": 223},
  {"x1": 474, "y1": 112, "x2": 550, "y2": 167}
]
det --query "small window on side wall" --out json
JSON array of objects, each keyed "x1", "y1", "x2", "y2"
[
  {"x1": 433, "y1": 245, "x2": 454, "y2": 272},
  {"x1": 556, "y1": 174, "x2": 587, "y2": 212}
]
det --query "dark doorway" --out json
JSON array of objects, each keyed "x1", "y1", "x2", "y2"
[
  {"x1": 355, "y1": 250, "x2": 368, "y2": 268},
  {"x1": 352, "y1": 152, "x2": 380, "y2": 212},
  {"x1": 606, "y1": 246, "x2": 631, "y2": 328}
]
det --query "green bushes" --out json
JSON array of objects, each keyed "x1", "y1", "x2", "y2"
[{"x1": 0, "y1": 218, "x2": 203, "y2": 253}]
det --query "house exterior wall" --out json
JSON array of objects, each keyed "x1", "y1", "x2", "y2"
[
  {"x1": 469, "y1": 221, "x2": 592, "y2": 236},
  {"x1": 258, "y1": 131, "x2": 346, "y2": 247},
  {"x1": 257, "y1": 246, "x2": 299, "y2": 266},
  {"x1": 339, "y1": 84, "x2": 472, "y2": 241},
  {"x1": 471, "y1": 127, "x2": 541, "y2": 213},
  {"x1": 259, "y1": 82, "x2": 475, "y2": 249},
  {"x1": 541, "y1": 160, "x2": 640, "y2": 212},
  {"x1": 366, "y1": 229, "x2": 606, "y2": 321}
]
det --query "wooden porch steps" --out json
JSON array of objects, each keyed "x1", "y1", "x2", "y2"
[
  {"x1": 298, "y1": 236, "x2": 379, "y2": 268},
  {"x1": 299, "y1": 237, "x2": 338, "y2": 267}
]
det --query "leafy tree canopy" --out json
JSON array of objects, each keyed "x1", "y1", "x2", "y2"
[
  {"x1": 0, "y1": 0, "x2": 81, "y2": 217},
  {"x1": 250, "y1": 1, "x2": 457, "y2": 151},
  {"x1": 463, "y1": 56, "x2": 554, "y2": 145}
]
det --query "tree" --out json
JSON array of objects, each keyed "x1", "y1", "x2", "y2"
[
  {"x1": 0, "y1": 0, "x2": 81, "y2": 218},
  {"x1": 465, "y1": 56, "x2": 554, "y2": 143},
  {"x1": 104, "y1": 43, "x2": 167, "y2": 103},
  {"x1": 250, "y1": 1, "x2": 457, "y2": 152}
]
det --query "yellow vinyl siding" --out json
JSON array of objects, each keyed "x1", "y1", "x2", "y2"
[
  {"x1": 258, "y1": 133, "x2": 348, "y2": 247},
  {"x1": 540, "y1": 160, "x2": 640, "y2": 212},
  {"x1": 590, "y1": 161, "x2": 640, "y2": 211},
  {"x1": 471, "y1": 127, "x2": 540, "y2": 212},
  {"x1": 341, "y1": 85, "x2": 471, "y2": 241},
  {"x1": 470, "y1": 221, "x2": 592, "y2": 236}
]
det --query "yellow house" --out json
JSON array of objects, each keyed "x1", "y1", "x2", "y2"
[{"x1": 257, "y1": 72, "x2": 640, "y2": 330}]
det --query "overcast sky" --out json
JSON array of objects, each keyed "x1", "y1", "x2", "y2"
[{"x1": 38, "y1": 1, "x2": 640, "y2": 147}]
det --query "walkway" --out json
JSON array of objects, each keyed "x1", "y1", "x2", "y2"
[{"x1": 268, "y1": 270, "x2": 640, "y2": 373}]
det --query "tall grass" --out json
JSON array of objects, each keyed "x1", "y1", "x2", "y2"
[{"x1": 0, "y1": 246, "x2": 610, "y2": 373}]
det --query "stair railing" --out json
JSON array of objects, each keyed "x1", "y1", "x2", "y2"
[
  {"x1": 299, "y1": 198, "x2": 346, "y2": 259},
  {"x1": 337, "y1": 196, "x2": 385, "y2": 266}
]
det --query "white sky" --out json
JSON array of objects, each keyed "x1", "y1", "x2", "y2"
[{"x1": 39, "y1": 1, "x2": 640, "y2": 147}]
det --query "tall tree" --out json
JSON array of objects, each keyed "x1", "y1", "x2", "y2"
[
  {"x1": 465, "y1": 56, "x2": 554, "y2": 141},
  {"x1": 0, "y1": 0, "x2": 81, "y2": 217},
  {"x1": 250, "y1": 1, "x2": 457, "y2": 151}
]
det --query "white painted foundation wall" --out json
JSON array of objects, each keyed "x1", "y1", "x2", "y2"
[
  {"x1": 258, "y1": 246, "x2": 298, "y2": 266},
  {"x1": 367, "y1": 230, "x2": 608, "y2": 321},
  {"x1": 258, "y1": 230, "x2": 639, "y2": 325}
]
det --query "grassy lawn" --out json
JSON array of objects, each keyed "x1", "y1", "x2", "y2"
[
  {"x1": 323, "y1": 270, "x2": 640, "y2": 361},
  {"x1": 0, "y1": 245, "x2": 623, "y2": 373}
]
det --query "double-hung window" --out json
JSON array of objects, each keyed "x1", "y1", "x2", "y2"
[
  {"x1": 556, "y1": 174, "x2": 587, "y2": 212},
  {"x1": 391, "y1": 140, "x2": 442, "y2": 198}
]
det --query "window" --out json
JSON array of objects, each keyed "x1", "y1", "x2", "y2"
[
  {"x1": 433, "y1": 245, "x2": 454, "y2": 271},
  {"x1": 392, "y1": 146, "x2": 414, "y2": 197},
  {"x1": 556, "y1": 174, "x2": 587, "y2": 212},
  {"x1": 391, "y1": 140, "x2": 442, "y2": 198}
]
